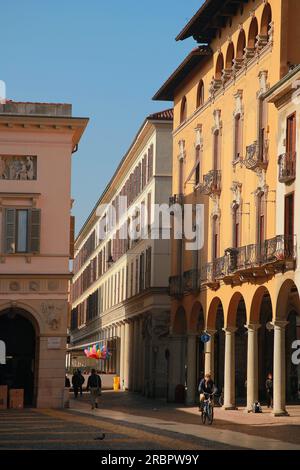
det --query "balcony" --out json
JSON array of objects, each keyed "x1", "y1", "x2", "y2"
[
  {"x1": 278, "y1": 152, "x2": 296, "y2": 183},
  {"x1": 199, "y1": 170, "x2": 221, "y2": 196},
  {"x1": 201, "y1": 235, "x2": 297, "y2": 289},
  {"x1": 169, "y1": 275, "x2": 183, "y2": 298},
  {"x1": 183, "y1": 269, "x2": 200, "y2": 294},
  {"x1": 244, "y1": 140, "x2": 268, "y2": 171}
]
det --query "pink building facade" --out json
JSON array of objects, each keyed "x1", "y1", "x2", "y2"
[{"x1": 0, "y1": 101, "x2": 88, "y2": 408}]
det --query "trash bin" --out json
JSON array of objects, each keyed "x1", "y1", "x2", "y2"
[{"x1": 113, "y1": 376, "x2": 120, "y2": 391}]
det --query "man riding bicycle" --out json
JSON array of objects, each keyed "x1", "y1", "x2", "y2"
[{"x1": 198, "y1": 373, "x2": 217, "y2": 410}]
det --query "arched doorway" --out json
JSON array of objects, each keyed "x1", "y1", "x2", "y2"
[
  {"x1": 235, "y1": 300, "x2": 247, "y2": 403},
  {"x1": 172, "y1": 307, "x2": 187, "y2": 403},
  {"x1": 214, "y1": 303, "x2": 225, "y2": 393},
  {"x1": 0, "y1": 308, "x2": 38, "y2": 407},
  {"x1": 258, "y1": 293, "x2": 274, "y2": 402},
  {"x1": 190, "y1": 302, "x2": 205, "y2": 390},
  {"x1": 276, "y1": 279, "x2": 300, "y2": 404},
  {"x1": 227, "y1": 293, "x2": 247, "y2": 406}
]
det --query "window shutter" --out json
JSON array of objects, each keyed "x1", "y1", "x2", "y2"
[
  {"x1": 69, "y1": 215, "x2": 75, "y2": 260},
  {"x1": 4, "y1": 208, "x2": 16, "y2": 253},
  {"x1": 29, "y1": 209, "x2": 41, "y2": 253}
]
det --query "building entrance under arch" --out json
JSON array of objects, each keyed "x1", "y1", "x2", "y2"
[
  {"x1": 214, "y1": 306, "x2": 225, "y2": 394},
  {"x1": 0, "y1": 309, "x2": 37, "y2": 407},
  {"x1": 258, "y1": 295, "x2": 274, "y2": 402}
]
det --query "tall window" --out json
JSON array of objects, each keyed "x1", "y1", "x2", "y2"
[
  {"x1": 213, "y1": 130, "x2": 220, "y2": 170},
  {"x1": 234, "y1": 114, "x2": 242, "y2": 161},
  {"x1": 195, "y1": 146, "x2": 200, "y2": 186},
  {"x1": 180, "y1": 96, "x2": 187, "y2": 124},
  {"x1": 179, "y1": 157, "x2": 184, "y2": 194},
  {"x1": 285, "y1": 193, "x2": 294, "y2": 238},
  {"x1": 257, "y1": 193, "x2": 265, "y2": 251},
  {"x1": 212, "y1": 216, "x2": 220, "y2": 260},
  {"x1": 4, "y1": 208, "x2": 41, "y2": 254},
  {"x1": 232, "y1": 205, "x2": 240, "y2": 248},
  {"x1": 196, "y1": 80, "x2": 204, "y2": 108},
  {"x1": 286, "y1": 113, "x2": 296, "y2": 157}
]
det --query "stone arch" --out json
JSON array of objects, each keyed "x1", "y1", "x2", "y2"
[
  {"x1": 236, "y1": 29, "x2": 246, "y2": 59},
  {"x1": 226, "y1": 292, "x2": 246, "y2": 327},
  {"x1": 206, "y1": 297, "x2": 223, "y2": 330},
  {"x1": 276, "y1": 278, "x2": 300, "y2": 321},
  {"x1": 249, "y1": 285, "x2": 271, "y2": 324},
  {"x1": 260, "y1": 2, "x2": 272, "y2": 37},
  {"x1": 248, "y1": 16, "x2": 258, "y2": 49},
  {"x1": 0, "y1": 303, "x2": 41, "y2": 336},
  {"x1": 189, "y1": 301, "x2": 205, "y2": 333},
  {"x1": 215, "y1": 53, "x2": 224, "y2": 80},
  {"x1": 173, "y1": 306, "x2": 187, "y2": 335},
  {"x1": 225, "y1": 42, "x2": 235, "y2": 70}
]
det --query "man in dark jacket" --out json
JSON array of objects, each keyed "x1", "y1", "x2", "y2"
[
  {"x1": 87, "y1": 369, "x2": 102, "y2": 410},
  {"x1": 71, "y1": 370, "x2": 81, "y2": 398},
  {"x1": 198, "y1": 373, "x2": 217, "y2": 410}
]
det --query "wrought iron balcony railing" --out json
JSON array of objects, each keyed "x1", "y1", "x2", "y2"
[
  {"x1": 263, "y1": 235, "x2": 297, "y2": 264},
  {"x1": 183, "y1": 269, "x2": 200, "y2": 293},
  {"x1": 198, "y1": 170, "x2": 221, "y2": 196},
  {"x1": 168, "y1": 275, "x2": 183, "y2": 298},
  {"x1": 201, "y1": 235, "x2": 297, "y2": 289},
  {"x1": 278, "y1": 152, "x2": 296, "y2": 183},
  {"x1": 244, "y1": 140, "x2": 268, "y2": 171}
]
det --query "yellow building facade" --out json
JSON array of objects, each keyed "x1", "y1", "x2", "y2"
[{"x1": 154, "y1": 0, "x2": 300, "y2": 415}]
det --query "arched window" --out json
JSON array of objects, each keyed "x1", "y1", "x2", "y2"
[
  {"x1": 225, "y1": 42, "x2": 235, "y2": 70},
  {"x1": 196, "y1": 80, "x2": 204, "y2": 108},
  {"x1": 237, "y1": 29, "x2": 246, "y2": 59},
  {"x1": 261, "y1": 3, "x2": 272, "y2": 38},
  {"x1": 248, "y1": 17, "x2": 258, "y2": 49},
  {"x1": 180, "y1": 96, "x2": 187, "y2": 123},
  {"x1": 215, "y1": 53, "x2": 224, "y2": 80}
]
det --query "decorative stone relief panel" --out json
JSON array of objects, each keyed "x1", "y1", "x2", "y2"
[
  {"x1": 41, "y1": 302, "x2": 64, "y2": 331},
  {"x1": 0, "y1": 155, "x2": 37, "y2": 180}
]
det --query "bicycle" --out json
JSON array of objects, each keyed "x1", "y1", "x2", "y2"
[{"x1": 200, "y1": 393, "x2": 214, "y2": 425}]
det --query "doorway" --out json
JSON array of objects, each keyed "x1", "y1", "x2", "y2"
[{"x1": 0, "y1": 309, "x2": 37, "y2": 406}]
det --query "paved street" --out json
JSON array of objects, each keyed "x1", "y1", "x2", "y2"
[{"x1": 0, "y1": 391, "x2": 300, "y2": 450}]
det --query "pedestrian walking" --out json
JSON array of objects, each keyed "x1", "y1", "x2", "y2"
[
  {"x1": 65, "y1": 375, "x2": 71, "y2": 388},
  {"x1": 72, "y1": 370, "x2": 81, "y2": 399},
  {"x1": 86, "y1": 369, "x2": 102, "y2": 410},
  {"x1": 266, "y1": 372, "x2": 273, "y2": 408},
  {"x1": 78, "y1": 369, "x2": 85, "y2": 396}
]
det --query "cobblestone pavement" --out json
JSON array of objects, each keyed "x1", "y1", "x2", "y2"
[{"x1": 0, "y1": 391, "x2": 299, "y2": 450}]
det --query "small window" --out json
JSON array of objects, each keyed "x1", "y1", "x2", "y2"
[
  {"x1": 196, "y1": 80, "x2": 204, "y2": 108},
  {"x1": 180, "y1": 96, "x2": 187, "y2": 123}
]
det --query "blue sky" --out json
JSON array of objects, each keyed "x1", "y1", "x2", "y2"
[{"x1": 1, "y1": 0, "x2": 203, "y2": 233}]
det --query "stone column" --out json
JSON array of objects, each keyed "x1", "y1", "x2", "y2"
[
  {"x1": 133, "y1": 318, "x2": 139, "y2": 392},
  {"x1": 223, "y1": 327, "x2": 237, "y2": 410},
  {"x1": 128, "y1": 320, "x2": 134, "y2": 390},
  {"x1": 204, "y1": 330, "x2": 216, "y2": 380},
  {"x1": 273, "y1": 321, "x2": 289, "y2": 416},
  {"x1": 139, "y1": 317, "x2": 145, "y2": 394},
  {"x1": 186, "y1": 334, "x2": 197, "y2": 404},
  {"x1": 124, "y1": 322, "x2": 130, "y2": 390},
  {"x1": 246, "y1": 324, "x2": 260, "y2": 412},
  {"x1": 120, "y1": 323, "x2": 125, "y2": 390}
]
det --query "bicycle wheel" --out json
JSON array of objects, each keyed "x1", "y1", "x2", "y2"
[
  {"x1": 201, "y1": 410, "x2": 206, "y2": 424},
  {"x1": 207, "y1": 405, "x2": 214, "y2": 425}
]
